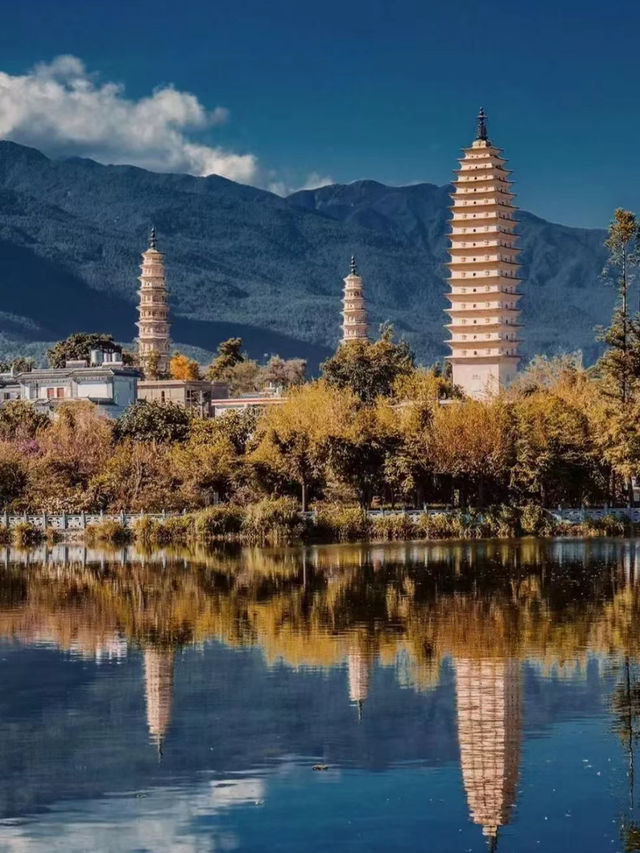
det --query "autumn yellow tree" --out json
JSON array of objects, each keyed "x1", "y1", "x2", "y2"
[
  {"x1": 28, "y1": 402, "x2": 114, "y2": 511},
  {"x1": 169, "y1": 351, "x2": 200, "y2": 380},
  {"x1": 429, "y1": 398, "x2": 514, "y2": 506},
  {"x1": 89, "y1": 440, "x2": 178, "y2": 511},
  {"x1": 170, "y1": 419, "x2": 238, "y2": 506},
  {"x1": 250, "y1": 382, "x2": 358, "y2": 510}
]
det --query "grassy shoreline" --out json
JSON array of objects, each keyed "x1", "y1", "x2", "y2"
[{"x1": 0, "y1": 499, "x2": 631, "y2": 548}]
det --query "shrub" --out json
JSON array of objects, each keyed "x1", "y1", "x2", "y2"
[
  {"x1": 577, "y1": 514, "x2": 626, "y2": 537},
  {"x1": 85, "y1": 520, "x2": 132, "y2": 545},
  {"x1": 0, "y1": 526, "x2": 11, "y2": 545},
  {"x1": 242, "y1": 497, "x2": 304, "y2": 544},
  {"x1": 520, "y1": 504, "x2": 557, "y2": 536},
  {"x1": 12, "y1": 521, "x2": 44, "y2": 547},
  {"x1": 132, "y1": 515, "x2": 159, "y2": 544},
  {"x1": 311, "y1": 504, "x2": 371, "y2": 542},
  {"x1": 194, "y1": 504, "x2": 246, "y2": 539},
  {"x1": 371, "y1": 513, "x2": 417, "y2": 541},
  {"x1": 152, "y1": 515, "x2": 195, "y2": 545},
  {"x1": 483, "y1": 505, "x2": 522, "y2": 538},
  {"x1": 415, "y1": 512, "x2": 461, "y2": 540},
  {"x1": 132, "y1": 515, "x2": 195, "y2": 545}
]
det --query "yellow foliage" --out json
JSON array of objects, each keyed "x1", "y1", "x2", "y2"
[{"x1": 169, "y1": 351, "x2": 200, "y2": 381}]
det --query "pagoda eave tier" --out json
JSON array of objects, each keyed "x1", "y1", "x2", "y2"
[
  {"x1": 446, "y1": 319, "x2": 522, "y2": 328},
  {"x1": 447, "y1": 258, "x2": 520, "y2": 267},
  {"x1": 449, "y1": 191, "x2": 516, "y2": 201},
  {"x1": 446, "y1": 289, "x2": 522, "y2": 298},
  {"x1": 450, "y1": 214, "x2": 517, "y2": 224},
  {"x1": 461, "y1": 145, "x2": 504, "y2": 156},
  {"x1": 445, "y1": 309, "x2": 521, "y2": 318},
  {"x1": 445, "y1": 329, "x2": 522, "y2": 350},
  {"x1": 449, "y1": 203, "x2": 516, "y2": 214},
  {"x1": 446, "y1": 354, "x2": 520, "y2": 364},
  {"x1": 454, "y1": 166, "x2": 512, "y2": 176}
]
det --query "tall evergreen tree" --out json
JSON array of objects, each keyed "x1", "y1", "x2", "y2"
[{"x1": 597, "y1": 210, "x2": 640, "y2": 503}]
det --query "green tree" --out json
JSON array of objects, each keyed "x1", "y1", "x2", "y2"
[
  {"x1": 326, "y1": 405, "x2": 400, "y2": 508},
  {"x1": 0, "y1": 356, "x2": 35, "y2": 373},
  {"x1": 598, "y1": 210, "x2": 640, "y2": 404},
  {"x1": 47, "y1": 333, "x2": 122, "y2": 368},
  {"x1": 144, "y1": 350, "x2": 161, "y2": 380},
  {"x1": 206, "y1": 337, "x2": 245, "y2": 380},
  {"x1": 321, "y1": 325, "x2": 414, "y2": 403},
  {"x1": 596, "y1": 210, "x2": 640, "y2": 503},
  {"x1": 223, "y1": 359, "x2": 262, "y2": 395},
  {"x1": 115, "y1": 401, "x2": 192, "y2": 444}
]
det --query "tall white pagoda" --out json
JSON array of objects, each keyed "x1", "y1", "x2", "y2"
[
  {"x1": 342, "y1": 256, "x2": 368, "y2": 343},
  {"x1": 136, "y1": 227, "x2": 170, "y2": 376},
  {"x1": 445, "y1": 109, "x2": 522, "y2": 398}
]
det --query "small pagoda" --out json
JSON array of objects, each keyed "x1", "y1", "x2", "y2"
[
  {"x1": 136, "y1": 227, "x2": 171, "y2": 376},
  {"x1": 445, "y1": 109, "x2": 522, "y2": 398},
  {"x1": 342, "y1": 256, "x2": 368, "y2": 343}
]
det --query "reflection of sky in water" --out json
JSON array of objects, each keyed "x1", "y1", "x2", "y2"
[
  {"x1": 0, "y1": 540, "x2": 639, "y2": 851},
  {"x1": 0, "y1": 777, "x2": 264, "y2": 852}
]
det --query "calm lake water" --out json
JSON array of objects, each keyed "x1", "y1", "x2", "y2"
[{"x1": 1, "y1": 538, "x2": 640, "y2": 852}]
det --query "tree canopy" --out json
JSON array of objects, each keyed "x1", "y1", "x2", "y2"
[
  {"x1": 47, "y1": 333, "x2": 122, "y2": 368},
  {"x1": 114, "y1": 400, "x2": 192, "y2": 444},
  {"x1": 321, "y1": 325, "x2": 414, "y2": 403}
]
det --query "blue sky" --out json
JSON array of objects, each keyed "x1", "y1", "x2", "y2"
[{"x1": 0, "y1": 0, "x2": 638, "y2": 227}]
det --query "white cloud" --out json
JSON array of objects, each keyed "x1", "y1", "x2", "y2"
[
  {"x1": 0, "y1": 55, "x2": 257, "y2": 183},
  {"x1": 268, "y1": 171, "x2": 334, "y2": 197}
]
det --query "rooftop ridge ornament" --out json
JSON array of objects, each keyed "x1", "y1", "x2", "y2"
[
  {"x1": 350, "y1": 255, "x2": 357, "y2": 276},
  {"x1": 149, "y1": 226, "x2": 157, "y2": 250},
  {"x1": 476, "y1": 107, "x2": 489, "y2": 142}
]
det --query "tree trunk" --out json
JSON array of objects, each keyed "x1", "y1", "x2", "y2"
[{"x1": 301, "y1": 480, "x2": 307, "y2": 513}]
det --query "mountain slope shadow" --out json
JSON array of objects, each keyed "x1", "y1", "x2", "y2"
[{"x1": 0, "y1": 240, "x2": 332, "y2": 367}]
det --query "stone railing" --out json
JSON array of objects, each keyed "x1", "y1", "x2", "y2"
[
  {"x1": 0, "y1": 511, "x2": 174, "y2": 530},
  {"x1": 2, "y1": 506, "x2": 639, "y2": 532},
  {"x1": 548, "y1": 507, "x2": 640, "y2": 524}
]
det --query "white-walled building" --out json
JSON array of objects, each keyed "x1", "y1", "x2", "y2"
[{"x1": 15, "y1": 350, "x2": 139, "y2": 417}]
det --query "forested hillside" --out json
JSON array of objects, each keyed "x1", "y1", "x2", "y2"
[{"x1": 0, "y1": 141, "x2": 611, "y2": 368}]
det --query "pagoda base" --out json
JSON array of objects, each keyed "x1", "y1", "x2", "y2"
[{"x1": 448, "y1": 357, "x2": 519, "y2": 400}]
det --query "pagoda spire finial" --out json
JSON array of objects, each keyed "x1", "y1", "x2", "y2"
[
  {"x1": 350, "y1": 255, "x2": 357, "y2": 276},
  {"x1": 476, "y1": 107, "x2": 488, "y2": 142},
  {"x1": 149, "y1": 225, "x2": 157, "y2": 250}
]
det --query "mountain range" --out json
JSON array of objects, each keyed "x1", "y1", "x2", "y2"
[{"x1": 0, "y1": 140, "x2": 613, "y2": 370}]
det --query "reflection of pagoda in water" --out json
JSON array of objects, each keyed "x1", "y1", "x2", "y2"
[
  {"x1": 143, "y1": 647, "x2": 175, "y2": 752},
  {"x1": 346, "y1": 635, "x2": 376, "y2": 720},
  {"x1": 454, "y1": 658, "x2": 522, "y2": 848}
]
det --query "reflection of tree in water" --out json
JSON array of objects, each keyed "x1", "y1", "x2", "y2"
[{"x1": 2, "y1": 539, "x2": 640, "y2": 840}]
